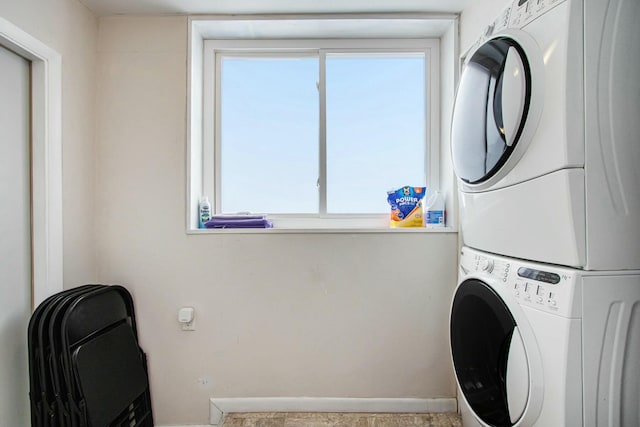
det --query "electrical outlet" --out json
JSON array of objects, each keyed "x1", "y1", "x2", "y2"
[
  {"x1": 181, "y1": 318, "x2": 196, "y2": 331},
  {"x1": 178, "y1": 307, "x2": 196, "y2": 331}
]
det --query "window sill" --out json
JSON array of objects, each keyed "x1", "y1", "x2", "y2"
[{"x1": 186, "y1": 226, "x2": 457, "y2": 235}]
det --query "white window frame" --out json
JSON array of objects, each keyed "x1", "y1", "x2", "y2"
[{"x1": 202, "y1": 38, "x2": 440, "y2": 229}]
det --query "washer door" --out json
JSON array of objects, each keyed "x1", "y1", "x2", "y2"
[
  {"x1": 451, "y1": 37, "x2": 531, "y2": 186},
  {"x1": 450, "y1": 279, "x2": 531, "y2": 427}
]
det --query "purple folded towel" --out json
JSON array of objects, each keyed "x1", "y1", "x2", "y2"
[{"x1": 204, "y1": 218, "x2": 273, "y2": 229}]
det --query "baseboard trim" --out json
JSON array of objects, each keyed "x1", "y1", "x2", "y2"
[
  {"x1": 158, "y1": 425, "x2": 211, "y2": 427},
  {"x1": 209, "y1": 397, "x2": 457, "y2": 425}
]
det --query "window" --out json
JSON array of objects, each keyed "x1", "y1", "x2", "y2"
[{"x1": 198, "y1": 36, "x2": 441, "y2": 229}]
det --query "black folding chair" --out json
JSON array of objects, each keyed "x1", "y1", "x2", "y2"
[{"x1": 29, "y1": 285, "x2": 153, "y2": 427}]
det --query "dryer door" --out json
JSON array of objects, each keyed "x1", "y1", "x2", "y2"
[
  {"x1": 450, "y1": 279, "x2": 531, "y2": 427},
  {"x1": 451, "y1": 37, "x2": 531, "y2": 185}
]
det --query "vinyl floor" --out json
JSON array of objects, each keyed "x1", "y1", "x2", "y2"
[{"x1": 221, "y1": 412, "x2": 462, "y2": 427}]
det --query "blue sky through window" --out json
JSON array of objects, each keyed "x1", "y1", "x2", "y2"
[
  {"x1": 221, "y1": 57, "x2": 319, "y2": 213},
  {"x1": 326, "y1": 54, "x2": 426, "y2": 213}
]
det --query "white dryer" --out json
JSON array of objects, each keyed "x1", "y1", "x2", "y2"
[
  {"x1": 451, "y1": 0, "x2": 640, "y2": 270},
  {"x1": 450, "y1": 246, "x2": 640, "y2": 427}
]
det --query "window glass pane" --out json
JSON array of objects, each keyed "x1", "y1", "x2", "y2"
[
  {"x1": 326, "y1": 54, "x2": 426, "y2": 214},
  {"x1": 220, "y1": 56, "x2": 319, "y2": 214}
]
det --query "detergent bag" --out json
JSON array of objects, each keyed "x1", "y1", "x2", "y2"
[{"x1": 387, "y1": 186, "x2": 426, "y2": 228}]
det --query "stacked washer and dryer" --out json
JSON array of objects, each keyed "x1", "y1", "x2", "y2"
[{"x1": 448, "y1": 0, "x2": 640, "y2": 426}]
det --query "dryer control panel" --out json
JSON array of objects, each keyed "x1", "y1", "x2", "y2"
[
  {"x1": 459, "y1": 247, "x2": 581, "y2": 318},
  {"x1": 476, "y1": 0, "x2": 567, "y2": 43},
  {"x1": 507, "y1": 0, "x2": 566, "y2": 29}
]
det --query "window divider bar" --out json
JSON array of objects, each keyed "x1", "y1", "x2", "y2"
[
  {"x1": 318, "y1": 50, "x2": 327, "y2": 215},
  {"x1": 212, "y1": 51, "x2": 223, "y2": 212}
]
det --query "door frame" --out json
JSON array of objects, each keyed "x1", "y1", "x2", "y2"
[{"x1": 0, "y1": 17, "x2": 62, "y2": 307}]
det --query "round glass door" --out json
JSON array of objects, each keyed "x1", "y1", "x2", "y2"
[
  {"x1": 450, "y1": 279, "x2": 530, "y2": 427},
  {"x1": 451, "y1": 37, "x2": 531, "y2": 185}
]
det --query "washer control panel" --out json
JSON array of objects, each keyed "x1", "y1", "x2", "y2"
[{"x1": 459, "y1": 247, "x2": 581, "y2": 318}]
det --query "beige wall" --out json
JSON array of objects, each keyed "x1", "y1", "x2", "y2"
[
  {"x1": 0, "y1": 0, "x2": 98, "y2": 286},
  {"x1": 96, "y1": 16, "x2": 459, "y2": 425}
]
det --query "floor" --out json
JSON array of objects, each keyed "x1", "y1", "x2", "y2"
[{"x1": 222, "y1": 412, "x2": 463, "y2": 427}]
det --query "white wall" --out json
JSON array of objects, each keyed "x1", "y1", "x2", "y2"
[
  {"x1": 0, "y1": 0, "x2": 98, "y2": 287},
  {"x1": 96, "y1": 16, "x2": 459, "y2": 425}
]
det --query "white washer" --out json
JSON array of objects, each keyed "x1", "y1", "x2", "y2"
[
  {"x1": 450, "y1": 246, "x2": 640, "y2": 427},
  {"x1": 450, "y1": 0, "x2": 640, "y2": 270}
]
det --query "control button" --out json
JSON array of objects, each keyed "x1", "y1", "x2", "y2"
[
  {"x1": 484, "y1": 24, "x2": 495, "y2": 37},
  {"x1": 549, "y1": 299, "x2": 557, "y2": 307},
  {"x1": 536, "y1": 296, "x2": 543, "y2": 304},
  {"x1": 514, "y1": 291, "x2": 520, "y2": 297}
]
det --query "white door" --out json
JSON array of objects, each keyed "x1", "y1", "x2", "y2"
[{"x1": 0, "y1": 44, "x2": 32, "y2": 426}]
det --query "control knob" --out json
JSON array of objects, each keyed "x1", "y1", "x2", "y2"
[{"x1": 480, "y1": 258, "x2": 494, "y2": 273}]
